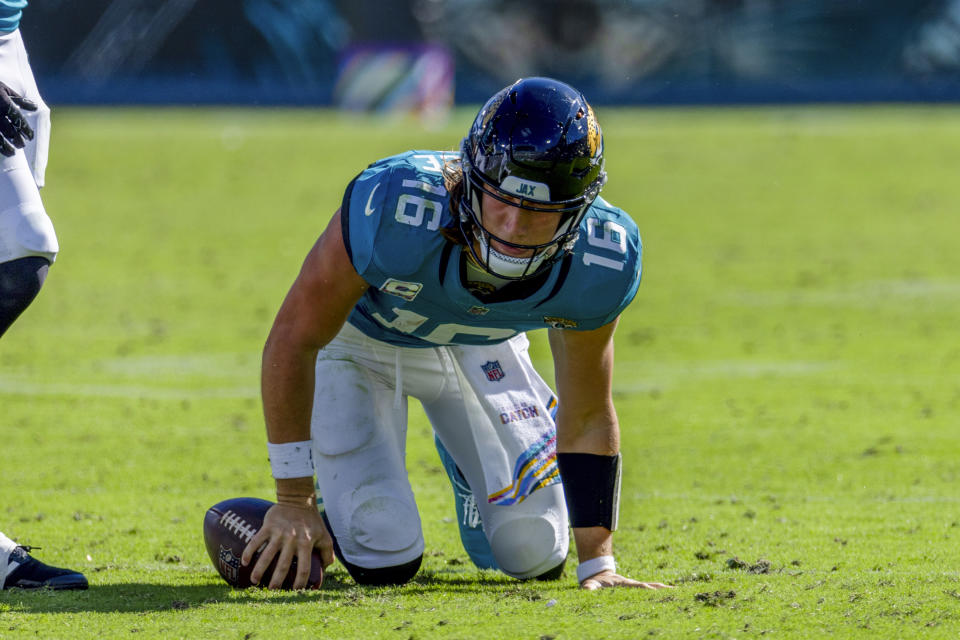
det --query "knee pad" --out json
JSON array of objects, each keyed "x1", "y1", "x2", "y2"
[
  {"x1": 321, "y1": 510, "x2": 423, "y2": 586},
  {"x1": 350, "y1": 493, "x2": 421, "y2": 552},
  {"x1": 0, "y1": 256, "x2": 49, "y2": 336},
  {"x1": 489, "y1": 516, "x2": 567, "y2": 580},
  {"x1": 322, "y1": 490, "x2": 423, "y2": 563}
]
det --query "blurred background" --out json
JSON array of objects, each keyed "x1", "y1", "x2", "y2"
[{"x1": 22, "y1": 0, "x2": 960, "y2": 113}]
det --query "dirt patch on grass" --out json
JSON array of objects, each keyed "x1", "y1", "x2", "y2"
[
  {"x1": 725, "y1": 556, "x2": 772, "y2": 574},
  {"x1": 695, "y1": 590, "x2": 736, "y2": 606}
]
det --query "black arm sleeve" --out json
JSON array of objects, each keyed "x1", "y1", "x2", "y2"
[{"x1": 556, "y1": 452, "x2": 621, "y2": 531}]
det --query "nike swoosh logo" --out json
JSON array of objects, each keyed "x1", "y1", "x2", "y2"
[{"x1": 364, "y1": 184, "x2": 380, "y2": 216}]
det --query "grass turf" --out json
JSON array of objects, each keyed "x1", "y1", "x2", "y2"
[{"x1": 1, "y1": 105, "x2": 959, "y2": 637}]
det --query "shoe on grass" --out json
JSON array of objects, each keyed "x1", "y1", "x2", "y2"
[{"x1": 2, "y1": 545, "x2": 88, "y2": 590}]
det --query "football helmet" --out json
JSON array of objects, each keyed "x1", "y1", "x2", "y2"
[{"x1": 459, "y1": 76, "x2": 606, "y2": 280}]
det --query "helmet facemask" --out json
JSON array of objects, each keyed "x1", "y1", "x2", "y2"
[{"x1": 459, "y1": 142, "x2": 599, "y2": 280}]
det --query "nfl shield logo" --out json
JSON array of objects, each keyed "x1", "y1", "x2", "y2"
[
  {"x1": 481, "y1": 360, "x2": 505, "y2": 382},
  {"x1": 218, "y1": 545, "x2": 241, "y2": 583}
]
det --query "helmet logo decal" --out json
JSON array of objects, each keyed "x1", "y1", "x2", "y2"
[
  {"x1": 543, "y1": 316, "x2": 579, "y2": 329},
  {"x1": 500, "y1": 176, "x2": 550, "y2": 202},
  {"x1": 586, "y1": 105, "x2": 601, "y2": 157}
]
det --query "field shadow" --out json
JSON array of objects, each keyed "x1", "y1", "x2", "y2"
[
  {"x1": 0, "y1": 583, "x2": 317, "y2": 614},
  {"x1": 0, "y1": 571, "x2": 544, "y2": 613},
  {"x1": 405, "y1": 572, "x2": 539, "y2": 591}
]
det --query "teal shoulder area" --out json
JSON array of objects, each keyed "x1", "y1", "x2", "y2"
[
  {"x1": 344, "y1": 151, "x2": 458, "y2": 282},
  {"x1": 555, "y1": 196, "x2": 643, "y2": 325}
]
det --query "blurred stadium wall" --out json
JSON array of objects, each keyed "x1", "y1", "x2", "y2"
[{"x1": 22, "y1": 0, "x2": 960, "y2": 107}]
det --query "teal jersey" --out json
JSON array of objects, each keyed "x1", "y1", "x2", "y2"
[
  {"x1": 341, "y1": 151, "x2": 642, "y2": 347},
  {"x1": 0, "y1": 0, "x2": 25, "y2": 32}
]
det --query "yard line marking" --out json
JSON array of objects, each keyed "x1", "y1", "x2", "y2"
[
  {"x1": 732, "y1": 279, "x2": 960, "y2": 307},
  {"x1": 0, "y1": 379, "x2": 257, "y2": 400},
  {"x1": 99, "y1": 353, "x2": 257, "y2": 378}
]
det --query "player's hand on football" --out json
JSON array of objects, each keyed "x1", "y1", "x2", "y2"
[
  {"x1": 579, "y1": 570, "x2": 674, "y2": 591},
  {"x1": 241, "y1": 502, "x2": 334, "y2": 589},
  {"x1": 0, "y1": 81, "x2": 35, "y2": 157}
]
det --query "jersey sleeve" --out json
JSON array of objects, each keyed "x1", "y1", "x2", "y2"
[
  {"x1": 340, "y1": 153, "x2": 453, "y2": 288},
  {"x1": 340, "y1": 160, "x2": 394, "y2": 286},
  {"x1": 597, "y1": 233, "x2": 642, "y2": 326},
  {"x1": 553, "y1": 203, "x2": 643, "y2": 330}
]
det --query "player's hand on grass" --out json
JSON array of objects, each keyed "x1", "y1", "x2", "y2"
[
  {"x1": 241, "y1": 502, "x2": 334, "y2": 590},
  {"x1": 0, "y1": 81, "x2": 35, "y2": 156},
  {"x1": 579, "y1": 570, "x2": 675, "y2": 591}
]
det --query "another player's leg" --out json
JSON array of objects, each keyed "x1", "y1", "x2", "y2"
[
  {"x1": 0, "y1": 26, "x2": 78, "y2": 592},
  {"x1": 0, "y1": 118, "x2": 57, "y2": 338},
  {"x1": 0, "y1": 531, "x2": 87, "y2": 590},
  {"x1": 0, "y1": 255, "x2": 49, "y2": 337}
]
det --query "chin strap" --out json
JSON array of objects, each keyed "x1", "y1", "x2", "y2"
[{"x1": 475, "y1": 233, "x2": 553, "y2": 279}]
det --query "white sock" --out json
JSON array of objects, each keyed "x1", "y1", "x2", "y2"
[
  {"x1": 0, "y1": 531, "x2": 22, "y2": 589},
  {"x1": 0, "y1": 531, "x2": 16, "y2": 553}
]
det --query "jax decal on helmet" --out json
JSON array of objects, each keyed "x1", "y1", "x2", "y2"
[{"x1": 458, "y1": 76, "x2": 607, "y2": 280}]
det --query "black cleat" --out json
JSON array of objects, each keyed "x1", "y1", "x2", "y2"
[{"x1": 3, "y1": 546, "x2": 88, "y2": 590}]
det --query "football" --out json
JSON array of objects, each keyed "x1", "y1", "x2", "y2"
[{"x1": 203, "y1": 497, "x2": 324, "y2": 589}]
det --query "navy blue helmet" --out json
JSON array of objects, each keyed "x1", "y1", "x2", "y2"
[{"x1": 459, "y1": 77, "x2": 607, "y2": 280}]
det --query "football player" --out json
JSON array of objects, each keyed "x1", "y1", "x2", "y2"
[
  {"x1": 0, "y1": 0, "x2": 87, "y2": 590},
  {"x1": 244, "y1": 77, "x2": 671, "y2": 591}
]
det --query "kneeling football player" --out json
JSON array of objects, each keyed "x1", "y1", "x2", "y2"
[{"x1": 243, "y1": 77, "x2": 672, "y2": 592}]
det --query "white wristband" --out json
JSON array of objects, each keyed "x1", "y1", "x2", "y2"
[
  {"x1": 267, "y1": 440, "x2": 314, "y2": 479},
  {"x1": 576, "y1": 555, "x2": 616, "y2": 583}
]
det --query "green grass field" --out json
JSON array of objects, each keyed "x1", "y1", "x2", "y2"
[{"x1": 2, "y1": 105, "x2": 959, "y2": 638}]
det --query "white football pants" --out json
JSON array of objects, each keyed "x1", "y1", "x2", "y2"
[
  {"x1": 0, "y1": 530, "x2": 18, "y2": 589},
  {"x1": 0, "y1": 28, "x2": 57, "y2": 266},
  {"x1": 311, "y1": 322, "x2": 569, "y2": 579}
]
